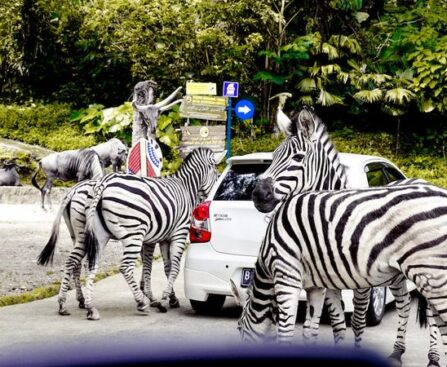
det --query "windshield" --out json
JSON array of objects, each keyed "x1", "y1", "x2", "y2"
[{"x1": 214, "y1": 163, "x2": 270, "y2": 201}]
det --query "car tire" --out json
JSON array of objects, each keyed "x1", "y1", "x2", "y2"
[
  {"x1": 190, "y1": 295, "x2": 226, "y2": 315},
  {"x1": 366, "y1": 287, "x2": 386, "y2": 326}
]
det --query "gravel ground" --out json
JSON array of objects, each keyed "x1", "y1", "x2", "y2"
[{"x1": 0, "y1": 203, "x2": 123, "y2": 297}]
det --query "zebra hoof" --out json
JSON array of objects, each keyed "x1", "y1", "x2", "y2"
[
  {"x1": 169, "y1": 297, "x2": 180, "y2": 308},
  {"x1": 58, "y1": 308, "x2": 71, "y2": 316},
  {"x1": 87, "y1": 308, "x2": 100, "y2": 321},
  {"x1": 427, "y1": 360, "x2": 440, "y2": 367},
  {"x1": 150, "y1": 299, "x2": 159, "y2": 308},
  {"x1": 387, "y1": 353, "x2": 403, "y2": 367},
  {"x1": 153, "y1": 301, "x2": 168, "y2": 313},
  {"x1": 137, "y1": 297, "x2": 150, "y2": 312},
  {"x1": 78, "y1": 300, "x2": 86, "y2": 309}
]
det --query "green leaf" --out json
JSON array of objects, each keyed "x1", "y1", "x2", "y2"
[
  {"x1": 297, "y1": 78, "x2": 317, "y2": 92},
  {"x1": 353, "y1": 89, "x2": 383, "y2": 103},
  {"x1": 384, "y1": 88, "x2": 415, "y2": 104},
  {"x1": 420, "y1": 99, "x2": 435, "y2": 113},
  {"x1": 254, "y1": 71, "x2": 286, "y2": 85},
  {"x1": 158, "y1": 115, "x2": 173, "y2": 131},
  {"x1": 317, "y1": 89, "x2": 344, "y2": 106},
  {"x1": 355, "y1": 11, "x2": 369, "y2": 23}
]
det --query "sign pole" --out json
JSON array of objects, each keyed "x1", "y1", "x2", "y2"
[{"x1": 226, "y1": 97, "x2": 232, "y2": 159}]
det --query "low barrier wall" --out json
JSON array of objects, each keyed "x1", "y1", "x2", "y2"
[{"x1": 0, "y1": 186, "x2": 68, "y2": 205}]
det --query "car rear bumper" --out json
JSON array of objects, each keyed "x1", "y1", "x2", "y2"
[
  {"x1": 184, "y1": 241, "x2": 255, "y2": 302},
  {"x1": 184, "y1": 242, "x2": 355, "y2": 312}
]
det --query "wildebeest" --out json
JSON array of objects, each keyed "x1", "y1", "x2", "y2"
[
  {"x1": 0, "y1": 162, "x2": 21, "y2": 186},
  {"x1": 32, "y1": 148, "x2": 103, "y2": 210},
  {"x1": 91, "y1": 138, "x2": 128, "y2": 172}
]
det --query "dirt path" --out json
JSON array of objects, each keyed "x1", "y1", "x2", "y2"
[{"x1": 0, "y1": 204, "x2": 123, "y2": 297}]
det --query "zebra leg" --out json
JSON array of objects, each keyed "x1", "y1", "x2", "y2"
[
  {"x1": 303, "y1": 288, "x2": 326, "y2": 345},
  {"x1": 119, "y1": 236, "x2": 150, "y2": 314},
  {"x1": 429, "y1": 306, "x2": 447, "y2": 366},
  {"x1": 387, "y1": 281, "x2": 411, "y2": 367},
  {"x1": 274, "y1": 281, "x2": 301, "y2": 343},
  {"x1": 84, "y1": 259, "x2": 101, "y2": 320},
  {"x1": 57, "y1": 242, "x2": 86, "y2": 316},
  {"x1": 73, "y1": 261, "x2": 85, "y2": 309},
  {"x1": 159, "y1": 241, "x2": 180, "y2": 308},
  {"x1": 325, "y1": 289, "x2": 347, "y2": 344},
  {"x1": 153, "y1": 237, "x2": 187, "y2": 313},
  {"x1": 351, "y1": 288, "x2": 371, "y2": 348},
  {"x1": 140, "y1": 243, "x2": 157, "y2": 305},
  {"x1": 426, "y1": 306, "x2": 441, "y2": 367}
]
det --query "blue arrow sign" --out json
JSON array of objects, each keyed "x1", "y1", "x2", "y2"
[{"x1": 235, "y1": 99, "x2": 255, "y2": 120}]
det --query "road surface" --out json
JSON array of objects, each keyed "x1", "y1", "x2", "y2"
[{"x1": 0, "y1": 204, "x2": 444, "y2": 366}]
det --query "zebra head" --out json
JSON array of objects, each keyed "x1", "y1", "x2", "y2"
[
  {"x1": 184, "y1": 148, "x2": 226, "y2": 202},
  {"x1": 252, "y1": 107, "x2": 324, "y2": 213}
]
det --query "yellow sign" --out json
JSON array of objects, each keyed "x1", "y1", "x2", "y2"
[
  {"x1": 180, "y1": 95, "x2": 228, "y2": 121},
  {"x1": 186, "y1": 82, "x2": 217, "y2": 95},
  {"x1": 180, "y1": 126, "x2": 226, "y2": 158}
]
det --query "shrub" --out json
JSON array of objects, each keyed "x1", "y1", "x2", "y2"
[{"x1": 0, "y1": 103, "x2": 97, "y2": 151}]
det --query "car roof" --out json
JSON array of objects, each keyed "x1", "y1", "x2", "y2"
[{"x1": 228, "y1": 152, "x2": 391, "y2": 165}]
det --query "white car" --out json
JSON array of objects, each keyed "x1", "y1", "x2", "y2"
[{"x1": 184, "y1": 152, "x2": 409, "y2": 325}]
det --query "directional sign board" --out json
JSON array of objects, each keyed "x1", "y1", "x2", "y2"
[
  {"x1": 235, "y1": 99, "x2": 255, "y2": 120},
  {"x1": 179, "y1": 126, "x2": 226, "y2": 158},
  {"x1": 223, "y1": 81, "x2": 239, "y2": 98},
  {"x1": 186, "y1": 82, "x2": 217, "y2": 95},
  {"x1": 180, "y1": 95, "x2": 227, "y2": 121}
]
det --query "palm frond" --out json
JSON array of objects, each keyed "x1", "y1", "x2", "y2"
[
  {"x1": 298, "y1": 95, "x2": 314, "y2": 106},
  {"x1": 321, "y1": 42, "x2": 339, "y2": 60},
  {"x1": 384, "y1": 88, "x2": 415, "y2": 104},
  {"x1": 317, "y1": 89, "x2": 344, "y2": 106},
  {"x1": 297, "y1": 78, "x2": 317, "y2": 92},
  {"x1": 353, "y1": 89, "x2": 383, "y2": 103}
]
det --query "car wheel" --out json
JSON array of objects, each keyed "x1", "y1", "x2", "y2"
[
  {"x1": 366, "y1": 287, "x2": 386, "y2": 326},
  {"x1": 190, "y1": 295, "x2": 226, "y2": 315}
]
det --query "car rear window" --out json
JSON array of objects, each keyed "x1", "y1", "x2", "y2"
[{"x1": 214, "y1": 163, "x2": 270, "y2": 201}]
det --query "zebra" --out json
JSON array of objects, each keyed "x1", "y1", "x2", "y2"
[
  {"x1": 81, "y1": 148, "x2": 225, "y2": 320},
  {"x1": 247, "y1": 108, "x2": 441, "y2": 366},
  {"x1": 37, "y1": 179, "x2": 183, "y2": 317},
  {"x1": 240, "y1": 180, "x2": 447, "y2": 360}
]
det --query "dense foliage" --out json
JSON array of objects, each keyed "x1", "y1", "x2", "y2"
[{"x1": 0, "y1": 0, "x2": 445, "y2": 171}]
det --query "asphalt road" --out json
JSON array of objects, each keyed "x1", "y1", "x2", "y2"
[{"x1": 0, "y1": 205, "x2": 444, "y2": 366}]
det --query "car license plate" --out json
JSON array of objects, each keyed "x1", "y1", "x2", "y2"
[{"x1": 241, "y1": 268, "x2": 254, "y2": 288}]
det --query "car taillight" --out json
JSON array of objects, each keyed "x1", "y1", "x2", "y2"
[{"x1": 190, "y1": 201, "x2": 211, "y2": 243}]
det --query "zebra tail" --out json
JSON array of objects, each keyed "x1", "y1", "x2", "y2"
[
  {"x1": 31, "y1": 163, "x2": 43, "y2": 192},
  {"x1": 416, "y1": 291, "x2": 428, "y2": 328},
  {"x1": 84, "y1": 183, "x2": 105, "y2": 271},
  {"x1": 37, "y1": 187, "x2": 76, "y2": 266}
]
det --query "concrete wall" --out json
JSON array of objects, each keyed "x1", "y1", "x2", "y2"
[{"x1": 0, "y1": 186, "x2": 68, "y2": 204}]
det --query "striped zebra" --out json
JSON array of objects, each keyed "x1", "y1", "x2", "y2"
[
  {"x1": 82, "y1": 148, "x2": 225, "y2": 320},
  {"x1": 245, "y1": 108, "x2": 441, "y2": 366},
  {"x1": 243, "y1": 181, "x2": 447, "y2": 357},
  {"x1": 37, "y1": 180, "x2": 177, "y2": 316},
  {"x1": 252, "y1": 107, "x2": 349, "y2": 345}
]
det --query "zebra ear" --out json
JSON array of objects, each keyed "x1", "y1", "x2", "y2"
[
  {"x1": 297, "y1": 108, "x2": 316, "y2": 139},
  {"x1": 230, "y1": 279, "x2": 242, "y2": 306},
  {"x1": 213, "y1": 151, "x2": 227, "y2": 165}
]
